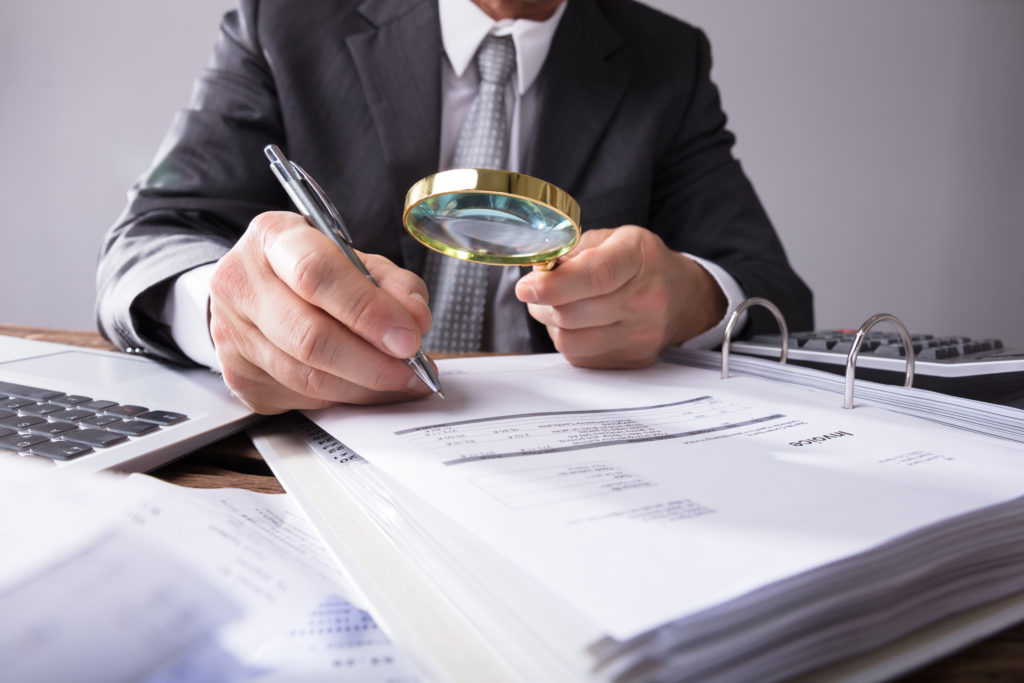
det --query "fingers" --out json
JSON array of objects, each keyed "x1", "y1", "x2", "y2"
[
  {"x1": 516, "y1": 228, "x2": 640, "y2": 308},
  {"x1": 514, "y1": 225, "x2": 715, "y2": 369},
  {"x1": 259, "y1": 214, "x2": 429, "y2": 358},
  {"x1": 208, "y1": 211, "x2": 434, "y2": 413}
]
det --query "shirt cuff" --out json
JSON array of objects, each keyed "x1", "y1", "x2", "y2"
[
  {"x1": 679, "y1": 254, "x2": 747, "y2": 351},
  {"x1": 160, "y1": 263, "x2": 221, "y2": 371}
]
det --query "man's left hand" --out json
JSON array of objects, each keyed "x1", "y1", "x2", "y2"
[{"x1": 515, "y1": 225, "x2": 727, "y2": 368}]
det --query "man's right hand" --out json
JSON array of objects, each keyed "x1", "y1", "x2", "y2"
[{"x1": 208, "y1": 211, "x2": 435, "y2": 414}]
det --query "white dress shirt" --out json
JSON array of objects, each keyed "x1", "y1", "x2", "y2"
[{"x1": 166, "y1": 0, "x2": 746, "y2": 368}]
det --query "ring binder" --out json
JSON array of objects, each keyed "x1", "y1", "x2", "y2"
[
  {"x1": 844, "y1": 313, "x2": 915, "y2": 409},
  {"x1": 721, "y1": 297, "x2": 788, "y2": 379}
]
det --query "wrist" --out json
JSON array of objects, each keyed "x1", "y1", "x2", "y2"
[{"x1": 669, "y1": 253, "x2": 728, "y2": 347}]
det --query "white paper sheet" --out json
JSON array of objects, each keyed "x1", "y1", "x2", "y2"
[
  {"x1": 0, "y1": 457, "x2": 403, "y2": 681},
  {"x1": 307, "y1": 354, "x2": 1024, "y2": 641}
]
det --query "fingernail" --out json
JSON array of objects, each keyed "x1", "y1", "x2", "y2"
[{"x1": 382, "y1": 327, "x2": 418, "y2": 357}]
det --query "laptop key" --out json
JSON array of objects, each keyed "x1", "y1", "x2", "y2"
[
  {"x1": 135, "y1": 410, "x2": 187, "y2": 425},
  {"x1": 0, "y1": 426, "x2": 16, "y2": 439},
  {"x1": 106, "y1": 420, "x2": 160, "y2": 436},
  {"x1": 0, "y1": 397, "x2": 35, "y2": 410},
  {"x1": 0, "y1": 381, "x2": 63, "y2": 401},
  {"x1": 0, "y1": 414, "x2": 46, "y2": 430},
  {"x1": 51, "y1": 394, "x2": 92, "y2": 407},
  {"x1": 28, "y1": 421, "x2": 80, "y2": 437},
  {"x1": 20, "y1": 402, "x2": 67, "y2": 417},
  {"x1": 79, "y1": 400, "x2": 117, "y2": 412},
  {"x1": 64, "y1": 429, "x2": 128, "y2": 448},
  {"x1": 0, "y1": 433, "x2": 50, "y2": 452},
  {"x1": 30, "y1": 441, "x2": 94, "y2": 461},
  {"x1": 104, "y1": 404, "x2": 148, "y2": 418},
  {"x1": 48, "y1": 408, "x2": 95, "y2": 422},
  {"x1": 79, "y1": 414, "x2": 121, "y2": 428}
]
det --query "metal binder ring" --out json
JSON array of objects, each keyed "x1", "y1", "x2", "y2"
[
  {"x1": 844, "y1": 313, "x2": 915, "y2": 409},
  {"x1": 721, "y1": 297, "x2": 789, "y2": 379}
]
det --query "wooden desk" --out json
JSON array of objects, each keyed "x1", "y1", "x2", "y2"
[{"x1": 3, "y1": 324, "x2": 1022, "y2": 682}]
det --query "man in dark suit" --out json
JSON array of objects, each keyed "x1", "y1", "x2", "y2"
[{"x1": 96, "y1": 0, "x2": 813, "y2": 414}]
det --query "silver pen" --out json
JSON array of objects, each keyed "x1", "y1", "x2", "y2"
[{"x1": 264, "y1": 144, "x2": 444, "y2": 398}]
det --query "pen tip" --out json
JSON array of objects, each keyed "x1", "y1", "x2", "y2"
[{"x1": 436, "y1": 390, "x2": 446, "y2": 399}]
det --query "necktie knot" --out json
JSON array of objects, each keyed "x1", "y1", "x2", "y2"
[{"x1": 477, "y1": 35, "x2": 515, "y2": 87}]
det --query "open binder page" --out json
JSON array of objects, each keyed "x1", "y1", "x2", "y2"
[
  {"x1": 257, "y1": 416, "x2": 1024, "y2": 683},
  {"x1": 305, "y1": 353, "x2": 1024, "y2": 660},
  {"x1": 663, "y1": 347, "x2": 1024, "y2": 444}
]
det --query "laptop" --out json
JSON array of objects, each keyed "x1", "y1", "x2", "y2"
[{"x1": 0, "y1": 334, "x2": 259, "y2": 474}]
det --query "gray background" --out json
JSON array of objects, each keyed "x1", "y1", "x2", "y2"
[{"x1": 2, "y1": 0, "x2": 1022, "y2": 347}]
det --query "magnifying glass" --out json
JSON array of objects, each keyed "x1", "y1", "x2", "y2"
[{"x1": 403, "y1": 168, "x2": 581, "y2": 271}]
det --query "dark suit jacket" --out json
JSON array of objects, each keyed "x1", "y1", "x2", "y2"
[{"x1": 96, "y1": 0, "x2": 813, "y2": 364}]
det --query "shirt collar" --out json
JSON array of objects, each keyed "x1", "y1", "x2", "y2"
[{"x1": 438, "y1": 0, "x2": 568, "y2": 95}]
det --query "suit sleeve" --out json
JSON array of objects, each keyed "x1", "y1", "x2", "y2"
[
  {"x1": 95, "y1": 0, "x2": 288, "y2": 365},
  {"x1": 649, "y1": 29, "x2": 814, "y2": 336}
]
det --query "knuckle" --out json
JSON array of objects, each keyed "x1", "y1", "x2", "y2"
[
  {"x1": 298, "y1": 366, "x2": 331, "y2": 398},
  {"x1": 286, "y1": 315, "x2": 331, "y2": 366},
  {"x1": 289, "y1": 248, "x2": 332, "y2": 303},
  {"x1": 588, "y1": 258, "x2": 618, "y2": 295},
  {"x1": 252, "y1": 211, "x2": 291, "y2": 243},
  {"x1": 341, "y1": 285, "x2": 385, "y2": 336}
]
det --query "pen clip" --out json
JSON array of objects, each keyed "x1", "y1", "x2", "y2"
[{"x1": 288, "y1": 161, "x2": 354, "y2": 245}]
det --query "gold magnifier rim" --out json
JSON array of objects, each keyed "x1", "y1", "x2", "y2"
[{"x1": 403, "y1": 168, "x2": 581, "y2": 266}]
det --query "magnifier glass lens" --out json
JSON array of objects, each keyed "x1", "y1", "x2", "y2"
[
  {"x1": 406, "y1": 192, "x2": 577, "y2": 264},
  {"x1": 404, "y1": 169, "x2": 581, "y2": 265}
]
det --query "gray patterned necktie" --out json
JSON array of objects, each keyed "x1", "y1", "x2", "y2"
[{"x1": 422, "y1": 34, "x2": 516, "y2": 353}]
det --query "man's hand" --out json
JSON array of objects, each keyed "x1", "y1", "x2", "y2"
[
  {"x1": 515, "y1": 225, "x2": 727, "y2": 368},
  {"x1": 208, "y1": 211, "x2": 434, "y2": 414}
]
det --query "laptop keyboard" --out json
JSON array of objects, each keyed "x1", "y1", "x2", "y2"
[{"x1": 0, "y1": 380, "x2": 188, "y2": 462}]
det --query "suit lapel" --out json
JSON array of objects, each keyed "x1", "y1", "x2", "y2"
[
  {"x1": 348, "y1": 0, "x2": 442, "y2": 271},
  {"x1": 527, "y1": 0, "x2": 629, "y2": 194}
]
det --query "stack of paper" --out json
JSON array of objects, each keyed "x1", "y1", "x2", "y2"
[
  {"x1": 256, "y1": 353, "x2": 1024, "y2": 683},
  {"x1": 0, "y1": 458, "x2": 415, "y2": 683}
]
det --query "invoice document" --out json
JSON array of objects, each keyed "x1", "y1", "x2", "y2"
[{"x1": 306, "y1": 354, "x2": 1024, "y2": 642}]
